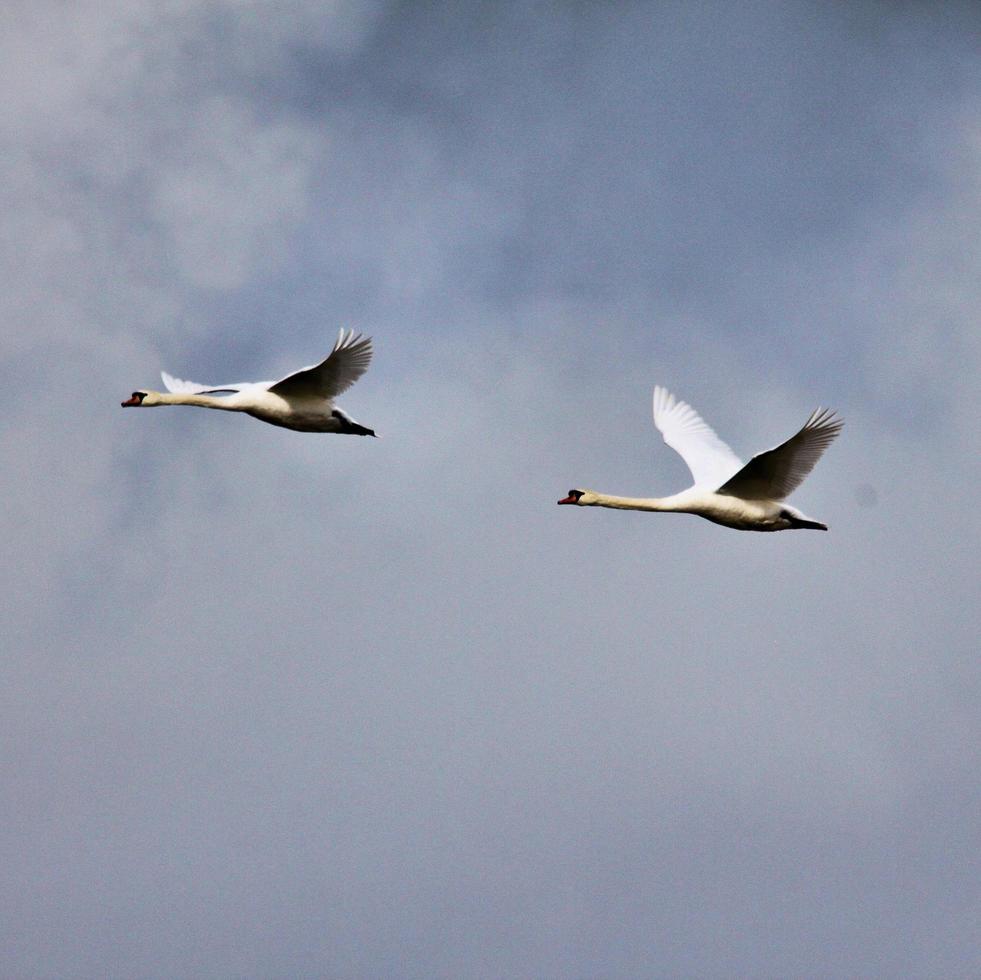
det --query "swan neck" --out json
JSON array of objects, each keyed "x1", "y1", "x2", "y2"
[
  {"x1": 156, "y1": 392, "x2": 238, "y2": 410},
  {"x1": 590, "y1": 493, "x2": 670, "y2": 512}
]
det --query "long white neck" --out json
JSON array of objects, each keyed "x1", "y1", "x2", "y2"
[
  {"x1": 150, "y1": 392, "x2": 242, "y2": 411},
  {"x1": 586, "y1": 492, "x2": 675, "y2": 512}
]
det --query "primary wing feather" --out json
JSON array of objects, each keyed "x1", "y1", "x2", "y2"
[
  {"x1": 652, "y1": 386, "x2": 744, "y2": 489},
  {"x1": 717, "y1": 407, "x2": 843, "y2": 500},
  {"x1": 268, "y1": 329, "x2": 373, "y2": 400}
]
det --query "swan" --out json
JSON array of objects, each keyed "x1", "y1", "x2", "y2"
[
  {"x1": 558, "y1": 387, "x2": 843, "y2": 531},
  {"x1": 121, "y1": 329, "x2": 376, "y2": 435}
]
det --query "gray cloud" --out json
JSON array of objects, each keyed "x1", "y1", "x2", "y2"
[{"x1": 2, "y1": 2, "x2": 980, "y2": 977}]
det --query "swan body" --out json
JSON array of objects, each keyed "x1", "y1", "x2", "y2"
[
  {"x1": 121, "y1": 329, "x2": 376, "y2": 435},
  {"x1": 558, "y1": 387, "x2": 843, "y2": 532}
]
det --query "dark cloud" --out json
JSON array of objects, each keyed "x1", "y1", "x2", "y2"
[{"x1": 2, "y1": 1, "x2": 979, "y2": 977}]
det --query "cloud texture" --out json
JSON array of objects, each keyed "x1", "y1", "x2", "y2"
[{"x1": 3, "y1": 2, "x2": 980, "y2": 977}]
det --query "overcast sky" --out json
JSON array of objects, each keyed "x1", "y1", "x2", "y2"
[{"x1": 3, "y1": 2, "x2": 980, "y2": 977}]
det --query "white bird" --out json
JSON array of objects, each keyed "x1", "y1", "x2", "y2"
[
  {"x1": 558, "y1": 387, "x2": 843, "y2": 531},
  {"x1": 121, "y1": 329, "x2": 376, "y2": 435}
]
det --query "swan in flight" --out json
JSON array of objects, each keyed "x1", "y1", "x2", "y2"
[
  {"x1": 558, "y1": 387, "x2": 843, "y2": 531},
  {"x1": 121, "y1": 329, "x2": 376, "y2": 435}
]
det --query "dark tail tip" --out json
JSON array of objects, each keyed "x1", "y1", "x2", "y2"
[
  {"x1": 782, "y1": 509, "x2": 827, "y2": 530},
  {"x1": 796, "y1": 518, "x2": 828, "y2": 531}
]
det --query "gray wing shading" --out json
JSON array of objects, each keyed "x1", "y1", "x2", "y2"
[
  {"x1": 267, "y1": 329, "x2": 373, "y2": 400},
  {"x1": 652, "y1": 386, "x2": 745, "y2": 489},
  {"x1": 717, "y1": 407, "x2": 843, "y2": 500},
  {"x1": 160, "y1": 372, "x2": 262, "y2": 394}
]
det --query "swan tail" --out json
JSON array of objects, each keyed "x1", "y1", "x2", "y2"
[
  {"x1": 330, "y1": 409, "x2": 376, "y2": 437},
  {"x1": 780, "y1": 508, "x2": 828, "y2": 530},
  {"x1": 792, "y1": 517, "x2": 828, "y2": 530}
]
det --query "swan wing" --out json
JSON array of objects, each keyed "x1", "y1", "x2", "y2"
[
  {"x1": 717, "y1": 407, "x2": 843, "y2": 500},
  {"x1": 652, "y1": 386, "x2": 744, "y2": 488},
  {"x1": 160, "y1": 371, "x2": 262, "y2": 395},
  {"x1": 268, "y1": 329, "x2": 373, "y2": 400}
]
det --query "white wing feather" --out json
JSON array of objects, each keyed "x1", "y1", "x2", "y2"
[
  {"x1": 160, "y1": 372, "x2": 260, "y2": 394},
  {"x1": 652, "y1": 386, "x2": 744, "y2": 489},
  {"x1": 717, "y1": 407, "x2": 843, "y2": 501},
  {"x1": 268, "y1": 329, "x2": 373, "y2": 400}
]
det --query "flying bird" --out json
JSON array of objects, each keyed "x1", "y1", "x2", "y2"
[
  {"x1": 121, "y1": 329, "x2": 376, "y2": 435},
  {"x1": 558, "y1": 387, "x2": 843, "y2": 531}
]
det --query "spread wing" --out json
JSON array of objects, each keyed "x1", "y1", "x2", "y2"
[
  {"x1": 717, "y1": 407, "x2": 843, "y2": 501},
  {"x1": 652, "y1": 386, "x2": 744, "y2": 489},
  {"x1": 268, "y1": 329, "x2": 373, "y2": 401},
  {"x1": 160, "y1": 372, "x2": 261, "y2": 394}
]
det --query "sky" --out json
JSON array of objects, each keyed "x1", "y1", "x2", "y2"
[{"x1": 2, "y1": 1, "x2": 980, "y2": 977}]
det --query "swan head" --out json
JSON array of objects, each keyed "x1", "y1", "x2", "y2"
[
  {"x1": 557, "y1": 488, "x2": 598, "y2": 506},
  {"x1": 121, "y1": 390, "x2": 167, "y2": 407}
]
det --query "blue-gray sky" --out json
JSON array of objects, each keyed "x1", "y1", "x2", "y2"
[{"x1": 3, "y1": 2, "x2": 980, "y2": 977}]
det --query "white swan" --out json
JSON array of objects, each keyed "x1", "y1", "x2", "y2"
[
  {"x1": 121, "y1": 329, "x2": 376, "y2": 435},
  {"x1": 558, "y1": 387, "x2": 843, "y2": 531}
]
